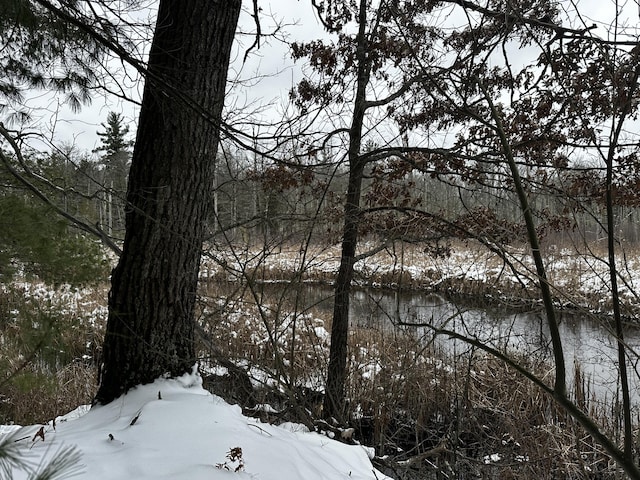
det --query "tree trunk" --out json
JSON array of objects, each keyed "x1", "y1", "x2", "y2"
[
  {"x1": 95, "y1": 0, "x2": 241, "y2": 404},
  {"x1": 323, "y1": 0, "x2": 371, "y2": 421},
  {"x1": 323, "y1": 160, "x2": 365, "y2": 420},
  {"x1": 477, "y1": 80, "x2": 566, "y2": 397},
  {"x1": 603, "y1": 60, "x2": 640, "y2": 461}
]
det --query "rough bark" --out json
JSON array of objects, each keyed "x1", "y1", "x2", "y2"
[{"x1": 95, "y1": 0, "x2": 241, "y2": 404}]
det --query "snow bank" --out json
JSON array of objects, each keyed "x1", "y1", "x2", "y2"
[{"x1": 6, "y1": 371, "x2": 388, "y2": 480}]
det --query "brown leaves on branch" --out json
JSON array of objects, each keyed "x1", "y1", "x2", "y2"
[
  {"x1": 562, "y1": 164, "x2": 640, "y2": 208},
  {"x1": 247, "y1": 164, "x2": 314, "y2": 193},
  {"x1": 215, "y1": 446, "x2": 245, "y2": 473}
]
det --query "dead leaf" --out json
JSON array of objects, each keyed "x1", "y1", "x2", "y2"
[{"x1": 32, "y1": 426, "x2": 45, "y2": 442}]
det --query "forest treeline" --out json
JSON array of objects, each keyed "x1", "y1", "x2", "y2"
[{"x1": 3, "y1": 118, "x2": 640, "y2": 283}]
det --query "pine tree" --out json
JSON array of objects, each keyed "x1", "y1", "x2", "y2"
[
  {"x1": 0, "y1": 192, "x2": 109, "y2": 286},
  {"x1": 95, "y1": 0, "x2": 242, "y2": 404},
  {"x1": 95, "y1": 112, "x2": 133, "y2": 157},
  {"x1": 0, "y1": 0, "x2": 102, "y2": 120},
  {"x1": 94, "y1": 112, "x2": 133, "y2": 236},
  {"x1": 0, "y1": 1, "x2": 119, "y2": 254}
]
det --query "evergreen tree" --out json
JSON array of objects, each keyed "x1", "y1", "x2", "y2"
[
  {"x1": 0, "y1": 193, "x2": 109, "y2": 286},
  {"x1": 95, "y1": 112, "x2": 133, "y2": 158},
  {"x1": 94, "y1": 112, "x2": 133, "y2": 236},
  {"x1": 0, "y1": 0, "x2": 102, "y2": 120},
  {"x1": 0, "y1": 1, "x2": 121, "y2": 255}
]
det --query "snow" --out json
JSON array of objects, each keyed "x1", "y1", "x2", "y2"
[
  {"x1": 483, "y1": 453, "x2": 501, "y2": 464},
  {"x1": 5, "y1": 242, "x2": 640, "y2": 478},
  {"x1": 4, "y1": 369, "x2": 389, "y2": 480},
  {"x1": 200, "y1": 242, "x2": 640, "y2": 314}
]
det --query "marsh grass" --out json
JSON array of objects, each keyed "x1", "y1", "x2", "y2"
[
  {"x1": 2, "y1": 239, "x2": 638, "y2": 478},
  {"x1": 196, "y1": 279, "x2": 630, "y2": 479},
  {"x1": 0, "y1": 285, "x2": 102, "y2": 425},
  {"x1": 344, "y1": 328, "x2": 629, "y2": 479},
  {"x1": 207, "y1": 241, "x2": 640, "y2": 316}
]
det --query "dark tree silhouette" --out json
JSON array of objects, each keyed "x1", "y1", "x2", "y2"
[
  {"x1": 95, "y1": 112, "x2": 132, "y2": 157},
  {"x1": 95, "y1": 0, "x2": 241, "y2": 404},
  {"x1": 94, "y1": 112, "x2": 133, "y2": 236}
]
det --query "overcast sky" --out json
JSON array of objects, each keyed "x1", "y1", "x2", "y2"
[
  {"x1": 17, "y1": 0, "x2": 640, "y2": 156},
  {"x1": 20, "y1": 1, "x2": 326, "y2": 154}
]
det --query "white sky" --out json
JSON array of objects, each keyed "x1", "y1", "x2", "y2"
[
  {"x1": 13, "y1": 0, "x2": 640, "y2": 156},
  {"x1": 19, "y1": 1, "x2": 326, "y2": 154}
]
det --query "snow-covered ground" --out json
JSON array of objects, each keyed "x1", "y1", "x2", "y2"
[
  {"x1": 202, "y1": 242, "x2": 640, "y2": 314},
  {"x1": 3, "y1": 241, "x2": 639, "y2": 478},
  {"x1": 2, "y1": 370, "x2": 388, "y2": 480}
]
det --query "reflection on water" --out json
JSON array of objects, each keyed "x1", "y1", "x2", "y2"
[{"x1": 265, "y1": 283, "x2": 640, "y2": 405}]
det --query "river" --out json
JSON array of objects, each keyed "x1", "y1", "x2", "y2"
[{"x1": 273, "y1": 284, "x2": 640, "y2": 407}]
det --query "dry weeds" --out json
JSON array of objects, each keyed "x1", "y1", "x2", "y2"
[{"x1": 2, "y1": 239, "x2": 638, "y2": 479}]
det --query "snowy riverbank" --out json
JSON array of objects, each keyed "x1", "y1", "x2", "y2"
[{"x1": 201, "y1": 241, "x2": 640, "y2": 317}]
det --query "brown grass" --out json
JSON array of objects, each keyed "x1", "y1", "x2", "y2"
[
  {"x1": 3, "y1": 238, "x2": 637, "y2": 478},
  {"x1": 195, "y1": 279, "x2": 628, "y2": 479},
  {"x1": 204, "y1": 240, "x2": 640, "y2": 316},
  {"x1": 0, "y1": 362, "x2": 96, "y2": 425},
  {"x1": 0, "y1": 284, "x2": 103, "y2": 425}
]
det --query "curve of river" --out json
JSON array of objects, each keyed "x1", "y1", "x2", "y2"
[{"x1": 287, "y1": 284, "x2": 640, "y2": 407}]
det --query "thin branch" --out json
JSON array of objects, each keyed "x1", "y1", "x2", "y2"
[
  {"x1": 399, "y1": 323, "x2": 640, "y2": 480},
  {"x1": 0, "y1": 123, "x2": 122, "y2": 255},
  {"x1": 243, "y1": 0, "x2": 262, "y2": 63}
]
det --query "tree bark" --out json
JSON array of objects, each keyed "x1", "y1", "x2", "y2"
[{"x1": 95, "y1": 0, "x2": 241, "y2": 404}]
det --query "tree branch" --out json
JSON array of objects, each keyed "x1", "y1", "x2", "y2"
[{"x1": 0, "y1": 123, "x2": 122, "y2": 256}]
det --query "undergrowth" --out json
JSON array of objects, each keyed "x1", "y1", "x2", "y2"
[
  {"x1": 0, "y1": 284, "x2": 102, "y2": 425},
  {"x1": 197, "y1": 280, "x2": 634, "y2": 479},
  {"x1": 0, "y1": 241, "x2": 637, "y2": 479}
]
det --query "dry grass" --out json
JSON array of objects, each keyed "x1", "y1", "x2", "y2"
[
  {"x1": 2, "y1": 238, "x2": 638, "y2": 478},
  {"x1": 1, "y1": 362, "x2": 96, "y2": 425},
  {"x1": 342, "y1": 327, "x2": 627, "y2": 479},
  {"x1": 195, "y1": 279, "x2": 629, "y2": 479},
  {"x1": 0, "y1": 284, "x2": 103, "y2": 425},
  {"x1": 203, "y1": 240, "x2": 640, "y2": 316}
]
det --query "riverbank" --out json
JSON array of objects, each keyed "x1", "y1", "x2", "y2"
[
  {"x1": 201, "y1": 240, "x2": 640, "y2": 319},
  {"x1": 2, "y1": 240, "x2": 637, "y2": 479}
]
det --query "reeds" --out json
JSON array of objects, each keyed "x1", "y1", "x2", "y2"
[
  {"x1": 197, "y1": 281, "x2": 630, "y2": 479},
  {"x1": 2, "y1": 239, "x2": 638, "y2": 478}
]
